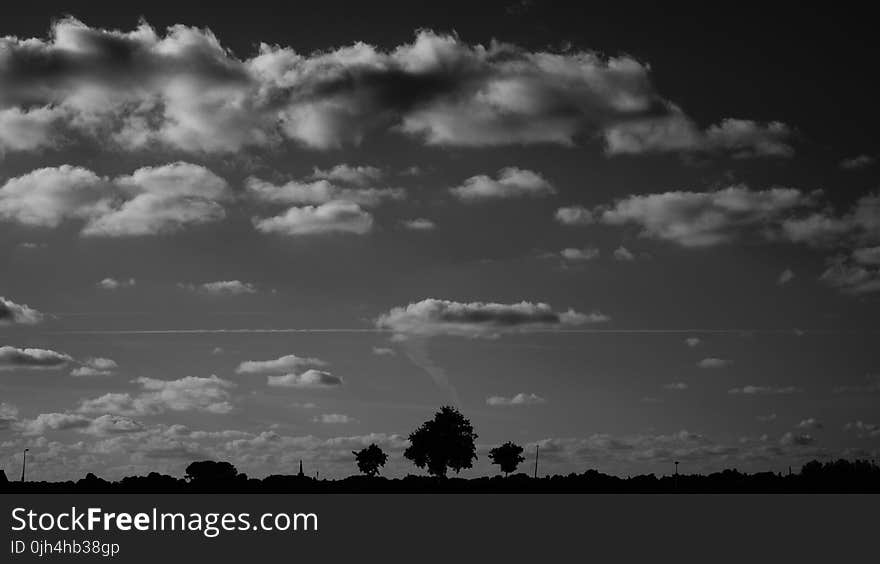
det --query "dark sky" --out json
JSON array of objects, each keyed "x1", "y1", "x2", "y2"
[{"x1": 1, "y1": 1, "x2": 878, "y2": 480}]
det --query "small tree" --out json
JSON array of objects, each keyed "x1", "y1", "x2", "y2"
[
  {"x1": 353, "y1": 443, "x2": 388, "y2": 477},
  {"x1": 488, "y1": 442, "x2": 525, "y2": 476},
  {"x1": 184, "y1": 460, "x2": 240, "y2": 482},
  {"x1": 404, "y1": 406, "x2": 477, "y2": 478}
]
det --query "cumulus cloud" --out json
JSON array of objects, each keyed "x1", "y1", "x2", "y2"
[
  {"x1": 779, "y1": 432, "x2": 814, "y2": 447},
  {"x1": 245, "y1": 175, "x2": 404, "y2": 207},
  {"x1": 728, "y1": 385, "x2": 803, "y2": 395},
  {"x1": 450, "y1": 167, "x2": 554, "y2": 202},
  {"x1": 486, "y1": 392, "x2": 546, "y2": 406},
  {"x1": 0, "y1": 402, "x2": 19, "y2": 430},
  {"x1": 0, "y1": 346, "x2": 73, "y2": 369},
  {"x1": 18, "y1": 412, "x2": 144, "y2": 436},
  {"x1": 181, "y1": 280, "x2": 258, "y2": 295},
  {"x1": 0, "y1": 296, "x2": 44, "y2": 325},
  {"x1": 777, "y1": 268, "x2": 795, "y2": 286},
  {"x1": 372, "y1": 347, "x2": 396, "y2": 356},
  {"x1": 560, "y1": 247, "x2": 600, "y2": 262},
  {"x1": 253, "y1": 200, "x2": 373, "y2": 236},
  {"x1": 819, "y1": 255, "x2": 880, "y2": 295},
  {"x1": 0, "y1": 162, "x2": 230, "y2": 236},
  {"x1": 697, "y1": 358, "x2": 730, "y2": 369},
  {"x1": 844, "y1": 421, "x2": 880, "y2": 439},
  {"x1": 613, "y1": 245, "x2": 635, "y2": 261},
  {"x1": 684, "y1": 337, "x2": 701, "y2": 347},
  {"x1": 555, "y1": 205, "x2": 594, "y2": 226},
  {"x1": 779, "y1": 193, "x2": 880, "y2": 249},
  {"x1": 236, "y1": 354, "x2": 327, "y2": 374},
  {"x1": 598, "y1": 186, "x2": 815, "y2": 247},
  {"x1": 375, "y1": 298, "x2": 608, "y2": 338},
  {"x1": 1, "y1": 19, "x2": 740, "y2": 154},
  {"x1": 268, "y1": 370, "x2": 343, "y2": 389},
  {"x1": 401, "y1": 218, "x2": 436, "y2": 231},
  {"x1": 604, "y1": 114, "x2": 794, "y2": 158},
  {"x1": 310, "y1": 164, "x2": 383, "y2": 186},
  {"x1": 78, "y1": 375, "x2": 236, "y2": 416},
  {"x1": 70, "y1": 357, "x2": 118, "y2": 377},
  {"x1": 236, "y1": 354, "x2": 341, "y2": 389},
  {"x1": 840, "y1": 155, "x2": 875, "y2": 170},
  {"x1": 97, "y1": 278, "x2": 136, "y2": 290},
  {"x1": 312, "y1": 413, "x2": 356, "y2": 424},
  {"x1": 833, "y1": 374, "x2": 880, "y2": 394},
  {"x1": 796, "y1": 418, "x2": 823, "y2": 430}
]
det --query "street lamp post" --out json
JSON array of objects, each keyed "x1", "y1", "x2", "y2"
[{"x1": 20, "y1": 448, "x2": 29, "y2": 482}]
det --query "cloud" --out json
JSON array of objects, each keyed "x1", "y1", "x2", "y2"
[
  {"x1": 97, "y1": 278, "x2": 136, "y2": 290},
  {"x1": 375, "y1": 298, "x2": 609, "y2": 338},
  {"x1": 555, "y1": 205, "x2": 594, "y2": 226},
  {"x1": 78, "y1": 375, "x2": 236, "y2": 416},
  {"x1": 840, "y1": 155, "x2": 875, "y2": 170},
  {"x1": 728, "y1": 385, "x2": 803, "y2": 395},
  {"x1": 70, "y1": 357, "x2": 118, "y2": 377},
  {"x1": 604, "y1": 114, "x2": 794, "y2": 158},
  {"x1": 486, "y1": 392, "x2": 546, "y2": 406},
  {"x1": 844, "y1": 421, "x2": 880, "y2": 439},
  {"x1": 450, "y1": 167, "x2": 554, "y2": 202},
  {"x1": 0, "y1": 346, "x2": 73, "y2": 369},
  {"x1": 599, "y1": 186, "x2": 815, "y2": 247},
  {"x1": 779, "y1": 432, "x2": 814, "y2": 447},
  {"x1": 0, "y1": 402, "x2": 19, "y2": 430},
  {"x1": 0, "y1": 20, "x2": 715, "y2": 153},
  {"x1": 613, "y1": 245, "x2": 635, "y2": 261},
  {"x1": 684, "y1": 337, "x2": 701, "y2": 347},
  {"x1": 182, "y1": 280, "x2": 258, "y2": 296},
  {"x1": 560, "y1": 247, "x2": 600, "y2": 262},
  {"x1": 833, "y1": 374, "x2": 880, "y2": 394},
  {"x1": 0, "y1": 162, "x2": 230, "y2": 236},
  {"x1": 777, "y1": 268, "x2": 795, "y2": 286},
  {"x1": 253, "y1": 200, "x2": 373, "y2": 236},
  {"x1": 664, "y1": 382, "x2": 688, "y2": 390},
  {"x1": 697, "y1": 358, "x2": 730, "y2": 369},
  {"x1": 18, "y1": 412, "x2": 144, "y2": 436},
  {"x1": 853, "y1": 246, "x2": 880, "y2": 266},
  {"x1": 779, "y1": 192, "x2": 880, "y2": 249},
  {"x1": 245, "y1": 177, "x2": 404, "y2": 207},
  {"x1": 372, "y1": 347, "x2": 396, "y2": 356},
  {"x1": 236, "y1": 354, "x2": 327, "y2": 374},
  {"x1": 310, "y1": 164, "x2": 383, "y2": 186},
  {"x1": 756, "y1": 413, "x2": 777, "y2": 422},
  {"x1": 267, "y1": 370, "x2": 343, "y2": 389},
  {"x1": 236, "y1": 354, "x2": 341, "y2": 389},
  {"x1": 0, "y1": 296, "x2": 44, "y2": 325},
  {"x1": 312, "y1": 413, "x2": 356, "y2": 424},
  {"x1": 819, "y1": 255, "x2": 880, "y2": 295},
  {"x1": 401, "y1": 218, "x2": 436, "y2": 231},
  {"x1": 796, "y1": 418, "x2": 823, "y2": 430}
]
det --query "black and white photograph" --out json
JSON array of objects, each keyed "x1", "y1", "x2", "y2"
[{"x1": 1, "y1": 1, "x2": 878, "y2": 561}]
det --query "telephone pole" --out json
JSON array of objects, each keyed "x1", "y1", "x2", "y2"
[{"x1": 20, "y1": 448, "x2": 29, "y2": 482}]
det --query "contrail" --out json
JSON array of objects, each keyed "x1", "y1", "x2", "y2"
[
  {"x1": 39, "y1": 328, "x2": 858, "y2": 336},
  {"x1": 396, "y1": 337, "x2": 460, "y2": 406}
]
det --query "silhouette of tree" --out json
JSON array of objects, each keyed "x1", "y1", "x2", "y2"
[
  {"x1": 185, "y1": 460, "x2": 240, "y2": 482},
  {"x1": 352, "y1": 443, "x2": 389, "y2": 476},
  {"x1": 404, "y1": 405, "x2": 477, "y2": 477},
  {"x1": 489, "y1": 441, "x2": 525, "y2": 476}
]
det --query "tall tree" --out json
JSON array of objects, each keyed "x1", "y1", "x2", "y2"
[
  {"x1": 353, "y1": 443, "x2": 388, "y2": 477},
  {"x1": 404, "y1": 406, "x2": 478, "y2": 477},
  {"x1": 488, "y1": 442, "x2": 525, "y2": 476}
]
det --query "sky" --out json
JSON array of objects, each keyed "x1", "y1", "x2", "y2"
[{"x1": 1, "y1": 1, "x2": 878, "y2": 481}]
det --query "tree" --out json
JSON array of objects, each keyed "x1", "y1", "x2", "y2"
[
  {"x1": 488, "y1": 442, "x2": 525, "y2": 476},
  {"x1": 352, "y1": 443, "x2": 388, "y2": 477},
  {"x1": 404, "y1": 406, "x2": 477, "y2": 477},
  {"x1": 184, "y1": 460, "x2": 240, "y2": 482}
]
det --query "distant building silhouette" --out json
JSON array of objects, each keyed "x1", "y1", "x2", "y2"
[{"x1": 298, "y1": 460, "x2": 304, "y2": 477}]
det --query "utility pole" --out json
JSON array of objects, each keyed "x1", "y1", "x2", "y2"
[
  {"x1": 534, "y1": 445, "x2": 539, "y2": 478},
  {"x1": 20, "y1": 448, "x2": 29, "y2": 482}
]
